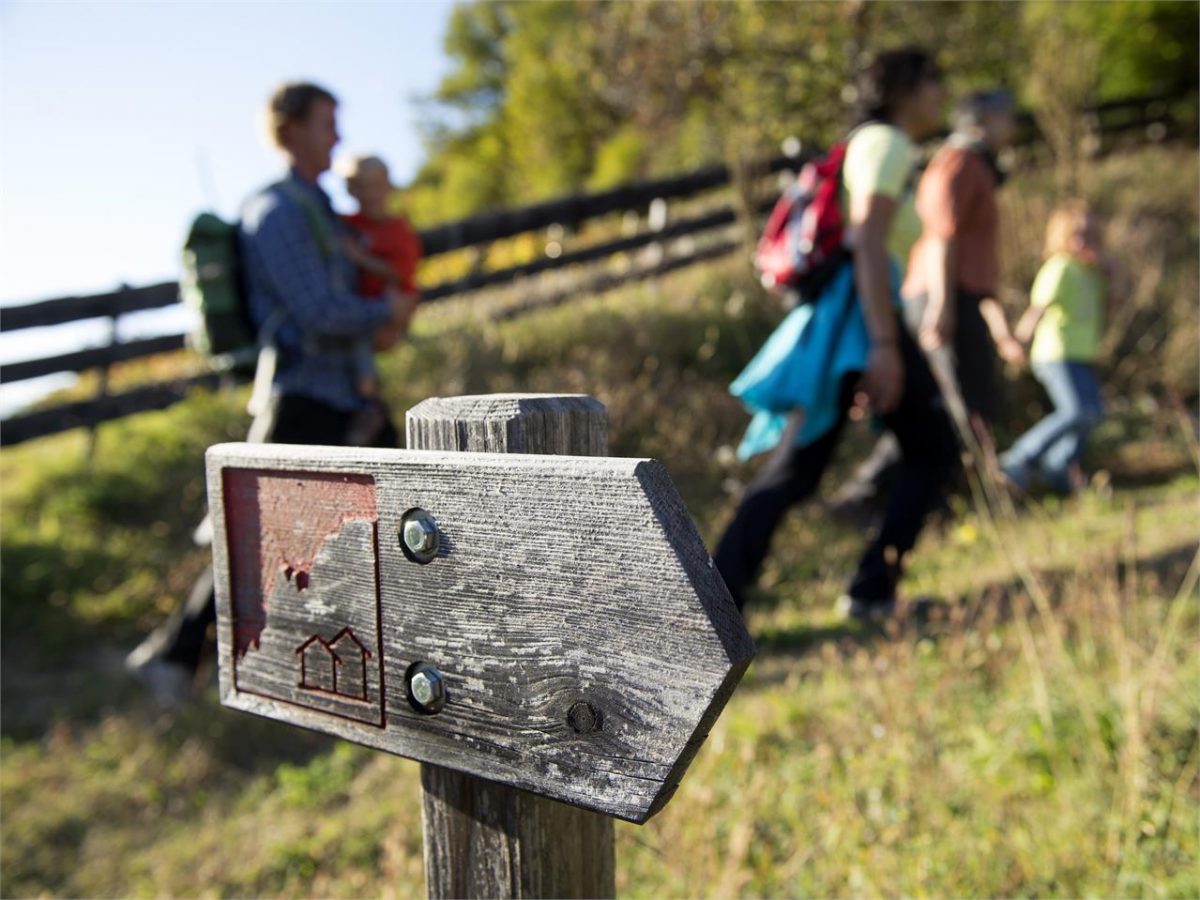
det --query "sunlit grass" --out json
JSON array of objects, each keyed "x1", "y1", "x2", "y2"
[{"x1": 2, "y1": 145, "x2": 1198, "y2": 897}]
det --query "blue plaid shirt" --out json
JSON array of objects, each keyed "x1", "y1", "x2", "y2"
[{"x1": 240, "y1": 169, "x2": 389, "y2": 412}]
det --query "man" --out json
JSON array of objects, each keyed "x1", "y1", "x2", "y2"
[
  {"x1": 127, "y1": 82, "x2": 413, "y2": 704},
  {"x1": 830, "y1": 89, "x2": 1023, "y2": 521}
]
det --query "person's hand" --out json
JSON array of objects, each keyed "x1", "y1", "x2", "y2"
[
  {"x1": 343, "y1": 236, "x2": 369, "y2": 266},
  {"x1": 856, "y1": 342, "x2": 905, "y2": 415},
  {"x1": 385, "y1": 286, "x2": 418, "y2": 322},
  {"x1": 918, "y1": 308, "x2": 953, "y2": 353},
  {"x1": 373, "y1": 287, "x2": 419, "y2": 351},
  {"x1": 998, "y1": 335, "x2": 1027, "y2": 367},
  {"x1": 372, "y1": 323, "x2": 402, "y2": 352}
]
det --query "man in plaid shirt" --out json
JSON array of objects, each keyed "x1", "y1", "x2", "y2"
[
  {"x1": 240, "y1": 81, "x2": 415, "y2": 443},
  {"x1": 127, "y1": 82, "x2": 413, "y2": 703}
]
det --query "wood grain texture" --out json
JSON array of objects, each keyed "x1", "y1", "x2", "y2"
[
  {"x1": 421, "y1": 762, "x2": 614, "y2": 899},
  {"x1": 209, "y1": 441, "x2": 753, "y2": 823},
  {"x1": 405, "y1": 394, "x2": 608, "y2": 456},
  {"x1": 410, "y1": 394, "x2": 614, "y2": 900}
]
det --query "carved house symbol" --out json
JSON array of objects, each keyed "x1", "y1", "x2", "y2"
[{"x1": 294, "y1": 627, "x2": 373, "y2": 701}]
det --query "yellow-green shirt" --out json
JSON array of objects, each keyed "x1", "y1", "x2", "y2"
[
  {"x1": 1030, "y1": 252, "x2": 1107, "y2": 363},
  {"x1": 842, "y1": 123, "x2": 921, "y2": 268}
]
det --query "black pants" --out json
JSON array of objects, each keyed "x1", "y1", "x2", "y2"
[
  {"x1": 835, "y1": 289, "x2": 998, "y2": 506},
  {"x1": 158, "y1": 394, "x2": 399, "y2": 671},
  {"x1": 714, "y1": 324, "x2": 959, "y2": 608}
]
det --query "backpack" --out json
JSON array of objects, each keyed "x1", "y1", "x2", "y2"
[
  {"x1": 181, "y1": 182, "x2": 335, "y2": 371},
  {"x1": 754, "y1": 141, "x2": 852, "y2": 306},
  {"x1": 181, "y1": 212, "x2": 254, "y2": 367}
]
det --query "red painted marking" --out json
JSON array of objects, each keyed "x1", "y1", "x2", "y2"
[{"x1": 223, "y1": 469, "x2": 377, "y2": 657}]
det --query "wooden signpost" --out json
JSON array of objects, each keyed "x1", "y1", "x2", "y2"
[{"x1": 206, "y1": 393, "x2": 755, "y2": 897}]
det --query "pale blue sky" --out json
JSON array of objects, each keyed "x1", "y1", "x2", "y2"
[{"x1": 0, "y1": 0, "x2": 457, "y2": 307}]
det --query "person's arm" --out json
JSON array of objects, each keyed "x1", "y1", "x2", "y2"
[
  {"x1": 1016, "y1": 256, "x2": 1066, "y2": 347},
  {"x1": 372, "y1": 287, "x2": 419, "y2": 352},
  {"x1": 979, "y1": 297, "x2": 1025, "y2": 365},
  {"x1": 850, "y1": 190, "x2": 904, "y2": 414},
  {"x1": 916, "y1": 151, "x2": 979, "y2": 351},
  {"x1": 1014, "y1": 304, "x2": 1046, "y2": 346},
  {"x1": 352, "y1": 338, "x2": 377, "y2": 386},
  {"x1": 919, "y1": 235, "x2": 956, "y2": 351},
  {"x1": 343, "y1": 237, "x2": 401, "y2": 285},
  {"x1": 244, "y1": 193, "x2": 395, "y2": 338}
]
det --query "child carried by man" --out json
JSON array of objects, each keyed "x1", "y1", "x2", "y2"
[{"x1": 338, "y1": 154, "x2": 422, "y2": 444}]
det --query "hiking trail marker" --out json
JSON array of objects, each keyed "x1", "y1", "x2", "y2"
[{"x1": 207, "y1": 393, "x2": 754, "y2": 897}]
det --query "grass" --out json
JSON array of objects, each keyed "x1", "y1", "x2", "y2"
[{"x1": 2, "y1": 145, "x2": 1198, "y2": 897}]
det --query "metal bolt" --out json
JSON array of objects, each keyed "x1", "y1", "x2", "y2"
[
  {"x1": 400, "y1": 508, "x2": 439, "y2": 564},
  {"x1": 407, "y1": 662, "x2": 446, "y2": 714}
]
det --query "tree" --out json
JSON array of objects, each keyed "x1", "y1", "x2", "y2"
[{"x1": 405, "y1": 1, "x2": 1196, "y2": 220}]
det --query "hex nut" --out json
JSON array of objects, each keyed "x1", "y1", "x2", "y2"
[
  {"x1": 400, "y1": 508, "x2": 439, "y2": 564},
  {"x1": 407, "y1": 662, "x2": 446, "y2": 714}
]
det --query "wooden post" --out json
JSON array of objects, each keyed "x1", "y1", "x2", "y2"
[
  {"x1": 207, "y1": 395, "x2": 753, "y2": 898},
  {"x1": 406, "y1": 393, "x2": 616, "y2": 899},
  {"x1": 86, "y1": 308, "x2": 118, "y2": 463}
]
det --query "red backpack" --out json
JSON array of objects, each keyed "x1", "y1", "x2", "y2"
[{"x1": 754, "y1": 142, "x2": 851, "y2": 305}]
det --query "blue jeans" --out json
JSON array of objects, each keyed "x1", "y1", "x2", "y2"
[{"x1": 1002, "y1": 360, "x2": 1103, "y2": 492}]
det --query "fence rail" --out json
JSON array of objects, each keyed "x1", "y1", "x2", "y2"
[
  {"x1": 0, "y1": 281, "x2": 181, "y2": 334},
  {"x1": 1, "y1": 90, "x2": 1192, "y2": 447},
  {"x1": 0, "y1": 373, "x2": 222, "y2": 448}
]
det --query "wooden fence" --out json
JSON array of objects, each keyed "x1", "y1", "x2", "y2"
[{"x1": 1, "y1": 90, "x2": 1192, "y2": 447}]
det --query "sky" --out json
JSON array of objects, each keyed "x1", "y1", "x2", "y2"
[
  {"x1": 0, "y1": 0, "x2": 456, "y2": 306},
  {"x1": 0, "y1": 0, "x2": 457, "y2": 413}
]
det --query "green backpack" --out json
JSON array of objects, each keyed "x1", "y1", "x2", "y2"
[
  {"x1": 181, "y1": 183, "x2": 335, "y2": 370},
  {"x1": 181, "y1": 212, "x2": 252, "y2": 367}
]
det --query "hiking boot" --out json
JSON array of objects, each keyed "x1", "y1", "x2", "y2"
[
  {"x1": 834, "y1": 594, "x2": 898, "y2": 622},
  {"x1": 835, "y1": 594, "x2": 939, "y2": 623},
  {"x1": 999, "y1": 459, "x2": 1032, "y2": 496}
]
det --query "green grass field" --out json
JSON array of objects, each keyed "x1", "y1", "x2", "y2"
[{"x1": 2, "y1": 147, "x2": 1197, "y2": 897}]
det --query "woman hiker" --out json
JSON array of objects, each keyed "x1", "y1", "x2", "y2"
[{"x1": 714, "y1": 47, "x2": 960, "y2": 621}]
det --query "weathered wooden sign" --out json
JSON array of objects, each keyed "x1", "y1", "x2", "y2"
[{"x1": 207, "y1": 438, "x2": 754, "y2": 824}]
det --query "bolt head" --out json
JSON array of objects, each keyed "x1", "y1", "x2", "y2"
[
  {"x1": 411, "y1": 672, "x2": 435, "y2": 704},
  {"x1": 404, "y1": 518, "x2": 435, "y2": 552},
  {"x1": 407, "y1": 663, "x2": 446, "y2": 713},
  {"x1": 400, "y1": 509, "x2": 439, "y2": 563}
]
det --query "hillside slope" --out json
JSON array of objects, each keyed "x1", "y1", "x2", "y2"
[{"x1": 2, "y1": 146, "x2": 1197, "y2": 897}]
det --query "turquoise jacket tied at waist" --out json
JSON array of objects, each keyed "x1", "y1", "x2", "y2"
[{"x1": 732, "y1": 261, "x2": 901, "y2": 460}]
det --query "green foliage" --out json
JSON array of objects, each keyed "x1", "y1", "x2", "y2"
[
  {"x1": 1024, "y1": 0, "x2": 1199, "y2": 101},
  {"x1": 403, "y1": 0, "x2": 1197, "y2": 221},
  {"x1": 588, "y1": 127, "x2": 649, "y2": 190},
  {"x1": 0, "y1": 389, "x2": 247, "y2": 659}
]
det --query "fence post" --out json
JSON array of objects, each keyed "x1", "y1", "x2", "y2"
[
  {"x1": 86, "y1": 302, "x2": 119, "y2": 463},
  {"x1": 405, "y1": 393, "x2": 616, "y2": 899}
]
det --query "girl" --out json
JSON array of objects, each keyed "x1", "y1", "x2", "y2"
[{"x1": 1001, "y1": 200, "x2": 1112, "y2": 494}]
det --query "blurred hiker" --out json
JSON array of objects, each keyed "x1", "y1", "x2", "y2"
[
  {"x1": 338, "y1": 154, "x2": 422, "y2": 445},
  {"x1": 831, "y1": 88, "x2": 1023, "y2": 522},
  {"x1": 716, "y1": 47, "x2": 959, "y2": 621},
  {"x1": 127, "y1": 82, "x2": 410, "y2": 705},
  {"x1": 1000, "y1": 200, "x2": 1113, "y2": 494}
]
